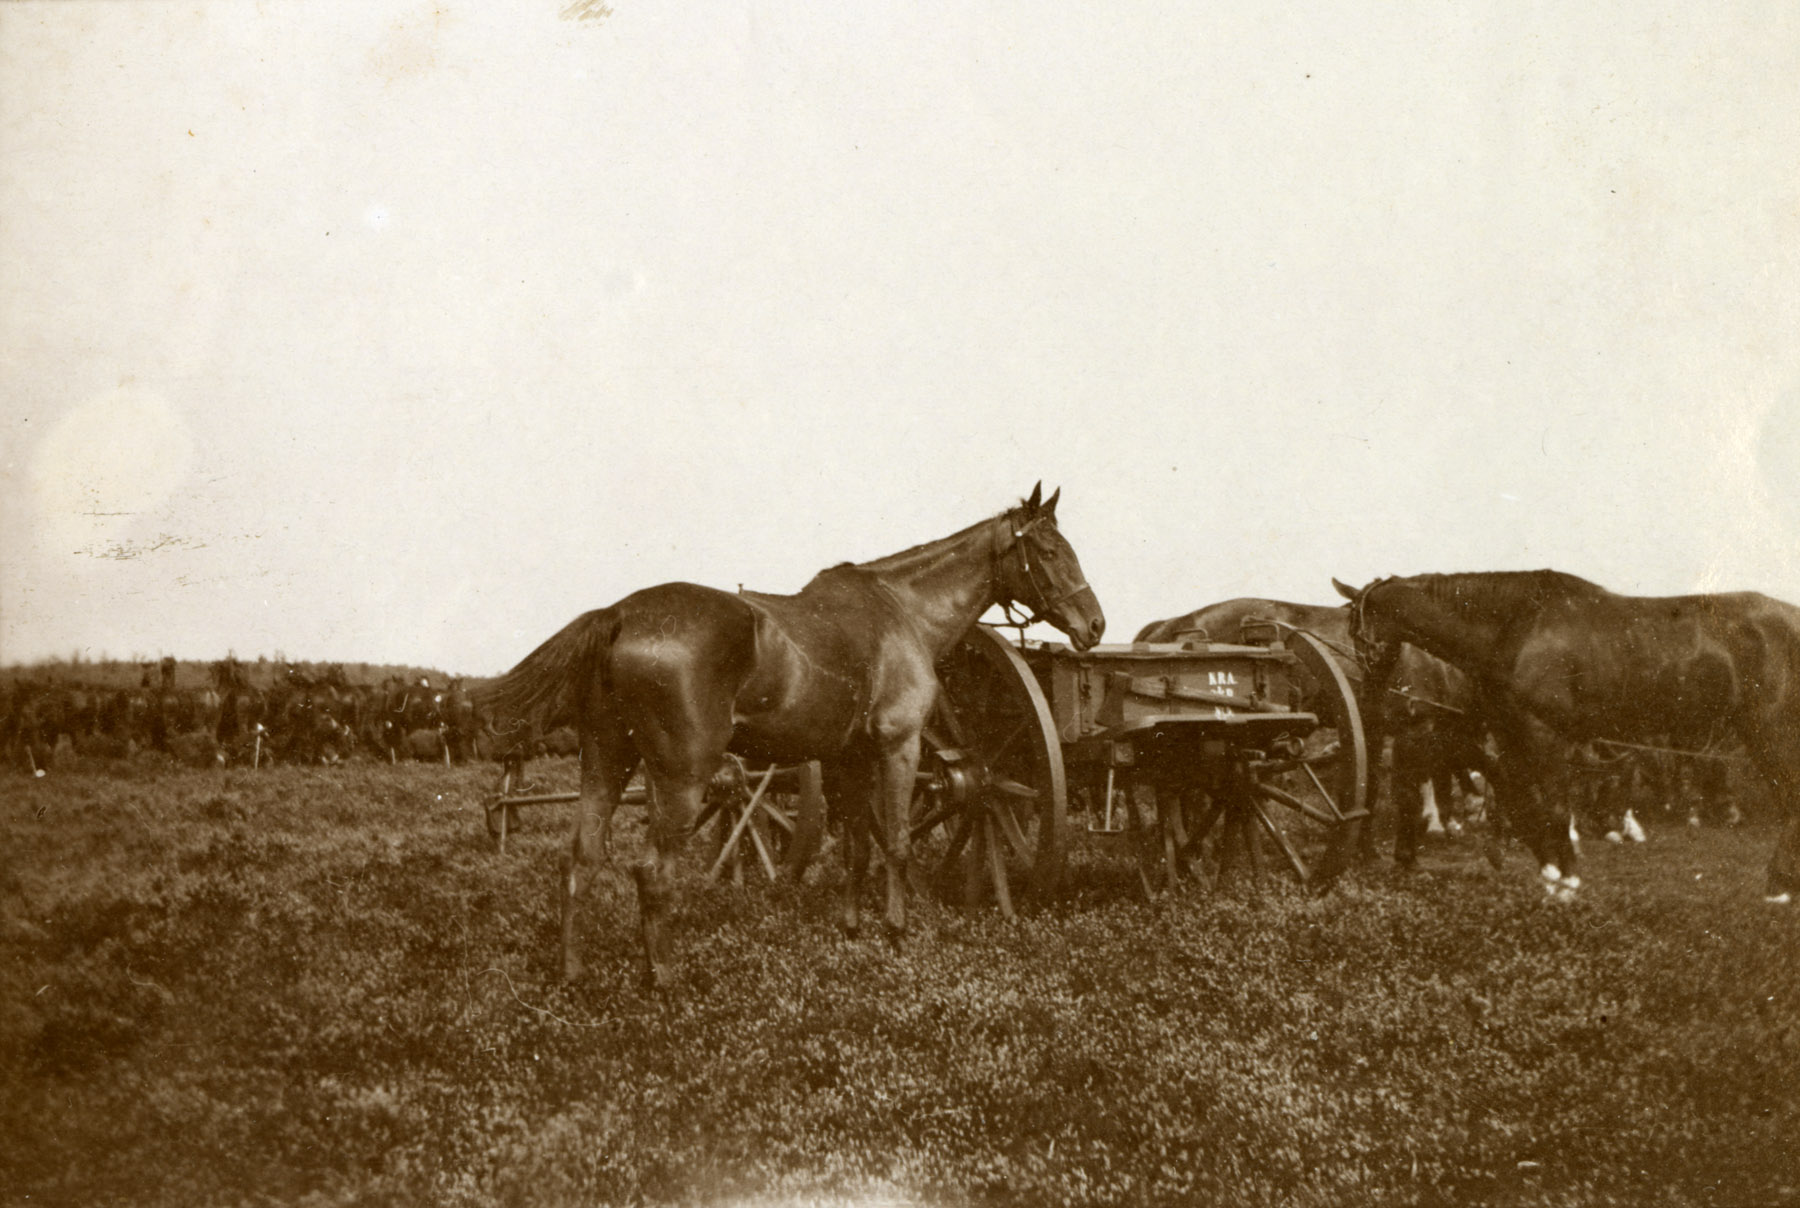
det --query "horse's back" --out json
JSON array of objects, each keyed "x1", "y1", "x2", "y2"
[
  {"x1": 1515, "y1": 588, "x2": 1800, "y2": 737},
  {"x1": 1134, "y1": 598, "x2": 1347, "y2": 645}
]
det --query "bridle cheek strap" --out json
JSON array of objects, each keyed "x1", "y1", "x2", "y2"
[{"x1": 997, "y1": 520, "x2": 1091, "y2": 630}]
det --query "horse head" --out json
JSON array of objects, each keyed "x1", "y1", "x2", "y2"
[
  {"x1": 1332, "y1": 576, "x2": 1403, "y2": 673},
  {"x1": 998, "y1": 483, "x2": 1106, "y2": 650}
]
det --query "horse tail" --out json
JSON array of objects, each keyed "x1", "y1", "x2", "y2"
[{"x1": 479, "y1": 608, "x2": 619, "y2": 733}]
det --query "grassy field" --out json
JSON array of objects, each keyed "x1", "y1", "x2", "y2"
[{"x1": 3, "y1": 760, "x2": 1797, "y2": 1207}]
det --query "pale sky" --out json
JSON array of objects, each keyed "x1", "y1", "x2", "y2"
[{"x1": 3, "y1": 1, "x2": 1798, "y2": 675}]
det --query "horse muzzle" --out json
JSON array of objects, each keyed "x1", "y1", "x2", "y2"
[{"x1": 1058, "y1": 591, "x2": 1106, "y2": 651}]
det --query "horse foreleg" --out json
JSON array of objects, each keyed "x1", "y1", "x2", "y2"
[
  {"x1": 1747, "y1": 743, "x2": 1800, "y2": 902},
  {"x1": 878, "y1": 744, "x2": 922, "y2": 948},
  {"x1": 1390, "y1": 734, "x2": 1427, "y2": 868},
  {"x1": 1766, "y1": 810, "x2": 1800, "y2": 903},
  {"x1": 1527, "y1": 780, "x2": 1582, "y2": 899}
]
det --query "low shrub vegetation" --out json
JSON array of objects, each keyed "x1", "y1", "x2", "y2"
[{"x1": 3, "y1": 761, "x2": 1797, "y2": 1206}]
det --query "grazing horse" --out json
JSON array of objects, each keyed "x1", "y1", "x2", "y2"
[
  {"x1": 1334, "y1": 570, "x2": 1800, "y2": 900},
  {"x1": 1134, "y1": 598, "x2": 1495, "y2": 866},
  {"x1": 481, "y1": 485, "x2": 1105, "y2": 988}
]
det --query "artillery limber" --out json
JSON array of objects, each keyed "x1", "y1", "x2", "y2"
[{"x1": 909, "y1": 618, "x2": 1370, "y2": 912}]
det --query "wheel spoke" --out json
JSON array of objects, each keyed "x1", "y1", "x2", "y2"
[
  {"x1": 746, "y1": 816, "x2": 780, "y2": 880},
  {"x1": 987, "y1": 717, "x2": 1030, "y2": 764},
  {"x1": 991, "y1": 776, "x2": 1040, "y2": 800},
  {"x1": 984, "y1": 812, "x2": 1016, "y2": 919},
  {"x1": 1257, "y1": 778, "x2": 1342, "y2": 827},
  {"x1": 756, "y1": 796, "x2": 797, "y2": 833},
  {"x1": 1185, "y1": 792, "x2": 1226, "y2": 848},
  {"x1": 1301, "y1": 761, "x2": 1344, "y2": 819},
  {"x1": 939, "y1": 814, "x2": 974, "y2": 868},
  {"x1": 1250, "y1": 796, "x2": 1311, "y2": 881},
  {"x1": 911, "y1": 797, "x2": 961, "y2": 838},
  {"x1": 990, "y1": 799, "x2": 1035, "y2": 865}
]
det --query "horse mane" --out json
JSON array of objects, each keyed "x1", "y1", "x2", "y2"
[
  {"x1": 1406, "y1": 569, "x2": 1612, "y2": 614},
  {"x1": 848, "y1": 507, "x2": 1018, "y2": 575}
]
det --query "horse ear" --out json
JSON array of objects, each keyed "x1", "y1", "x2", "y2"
[
  {"x1": 1043, "y1": 486, "x2": 1060, "y2": 516},
  {"x1": 1026, "y1": 481, "x2": 1043, "y2": 511},
  {"x1": 1331, "y1": 577, "x2": 1359, "y2": 601}
]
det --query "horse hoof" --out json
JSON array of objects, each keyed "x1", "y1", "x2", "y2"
[{"x1": 1605, "y1": 831, "x2": 1624, "y2": 844}]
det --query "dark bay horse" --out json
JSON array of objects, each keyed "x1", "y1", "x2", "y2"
[
  {"x1": 1135, "y1": 598, "x2": 1494, "y2": 866},
  {"x1": 481, "y1": 485, "x2": 1105, "y2": 987},
  {"x1": 1334, "y1": 570, "x2": 1800, "y2": 899}
]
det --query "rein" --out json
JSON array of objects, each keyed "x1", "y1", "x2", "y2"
[{"x1": 1590, "y1": 737, "x2": 1747, "y2": 764}]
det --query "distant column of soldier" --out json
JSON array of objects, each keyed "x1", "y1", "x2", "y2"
[{"x1": 0, "y1": 656, "x2": 571, "y2": 771}]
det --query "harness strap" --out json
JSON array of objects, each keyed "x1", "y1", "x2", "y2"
[{"x1": 1590, "y1": 737, "x2": 1746, "y2": 764}]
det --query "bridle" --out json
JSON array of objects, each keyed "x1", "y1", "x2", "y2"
[
  {"x1": 1345, "y1": 578, "x2": 1407, "y2": 678},
  {"x1": 995, "y1": 513, "x2": 1091, "y2": 629}
]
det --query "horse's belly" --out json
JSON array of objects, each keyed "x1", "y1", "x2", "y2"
[
  {"x1": 1569, "y1": 648, "x2": 1742, "y2": 740},
  {"x1": 727, "y1": 701, "x2": 860, "y2": 766}
]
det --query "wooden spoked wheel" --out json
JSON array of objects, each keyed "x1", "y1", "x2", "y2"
[
  {"x1": 911, "y1": 625, "x2": 1068, "y2": 916},
  {"x1": 483, "y1": 758, "x2": 827, "y2": 882},
  {"x1": 702, "y1": 759, "x2": 827, "y2": 884},
  {"x1": 1136, "y1": 630, "x2": 1369, "y2": 894}
]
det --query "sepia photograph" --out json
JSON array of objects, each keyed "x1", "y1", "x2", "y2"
[{"x1": 3, "y1": 2, "x2": 1798, "y2": 1204}]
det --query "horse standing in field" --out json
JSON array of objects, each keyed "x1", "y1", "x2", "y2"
[
  {"x1": 480, "y1": 485, "x2": 1105, "y2": 989},
  {"x1": 1134, "y1": 598, "x2": 1495, "y2": 867},
  {"x1": 211, "y1": 658, "x2": 268, "y2": 760},
  {"x1": 1334, "y1": 570, "x2": 1800, "y2": 900}
]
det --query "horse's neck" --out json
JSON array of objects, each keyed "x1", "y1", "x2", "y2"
[
  {"x1": 1380, "y1": 579, "x2": 1512, "y2": 671},
  {"x1": 855, "y1": 516, "x2": 1007, "y2": 654}
]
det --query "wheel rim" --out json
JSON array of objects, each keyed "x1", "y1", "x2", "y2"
[{"x1": 1237, "y1": 630, "x2": 1369, "y2": 884}]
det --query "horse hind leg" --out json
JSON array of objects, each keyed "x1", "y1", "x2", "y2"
[
  {"x1": 822, "y1": 762, "x2": 875, "y2": 938},
  {"x1": 839, "y1": 810, "x2": 870, "y2": 938},
  {"x1": 631, "y1": 770, "x2": 709, "y2": 991},
  {"x1": 560, "y1": 721, "x2": 638, "y2": 983}
]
